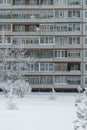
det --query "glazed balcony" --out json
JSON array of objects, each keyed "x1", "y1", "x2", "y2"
[{"x1": 54, "y1": 57, "x2": 81, "y2": 62}]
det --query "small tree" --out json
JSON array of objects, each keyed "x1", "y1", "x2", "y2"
[
  {"x1": 0, "y1": 32, "x2": 33, "y2": 109},
  {"x1": 48, "y1": 87, "x2": 56, "y2": 100},
  {"x1": 13, "y1": 78, "x2": 31, "y2": 97},
  {"x1": 75, "y1": 86, "x2": 83, "y2": 105},
  {"x1": 0, "y1": 79, "x2": 31, "y2": 109},
  {"x1": 74, "y1": 88, "x2": 87, "y2": 130}
]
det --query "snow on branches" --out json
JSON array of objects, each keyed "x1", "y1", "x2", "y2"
[{"x1": 74, "y1": 87, "x2": 87, "y2": 130}]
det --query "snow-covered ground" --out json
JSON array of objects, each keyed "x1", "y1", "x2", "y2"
[{"x1": 0, "y1": 93, "x2": 76, "y2": 130}]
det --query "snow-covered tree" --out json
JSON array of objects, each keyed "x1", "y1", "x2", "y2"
[
  {"x1": 48, "y1": 87, "x2": 56, "y2": 100},
  {"x1": 75, "y1": 86, "x2": 83, "y2": 104},
  {"x1": 0, "y1": 78, "x2": 31, "y2": 109},
  {"x1": 0, "y1": 31, "x2": 34, "y2": 109},
  {"x1": 74, "y1": 87, "x2": 87, "y2": 130}
]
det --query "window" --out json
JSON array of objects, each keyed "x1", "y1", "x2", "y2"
[
  {"x1": 85, "y1": 64, "x2": 87, "y2": 70},
  {"x1": 41, "y1": 0, "x2": 52, "y2": 5},
  {"x1": 40, "y1": 10, "x2": 53, "y2": 19},
  {"x1": 75, "y1": 24, "x2": 80, "y2": 31},
  {"x1": 0, "y1": 36, "x2": 11, "y2": 43},
  {"x1": 55, "y1": 37, "x2": 62, "y2": 44},
  {"x1": 85, "y1": 51, "x2": 87, "y2": 57},
  {"x1": 54, "y1": 24, "x2": 67, "y2": 31},
  {"x1": 0, "y1": 62, "x2": 4, "y2": 70},
  {"x1": 68, "y1": 76, "x2": 80, "y2": 84},
  {"x1": 40, "y1": 36, "x2": 53, "y2": 44},
  {"x1": 85, "y1": 78, "x2": 87, "y2": 84},
  {"x1": 54, "y1": 23, "x2": 80, "y2": 32},
  {"x1": 29, "y1": 76, "x2": 39, "y2": 84},
  {"x1": 0, "y1": 24, "x2": 11, "y2": 31},
  {"x1": 41, "y1": 24, "x2": 53, "y2": 32},
  {"x1": 69, "y1": 64, "x2": 80, "y2": 71},
  {"x1": 27, "y1": 50, "x2": 53, "y2": 58},
  {"x1": 68, "y1": 24, "x2": 80, "y2": 31},
  {"x1": 39, "y1": 50, "x2": 53, "y2": 58},
  {"x1": 13, "y1": 36, "x2": 39, "y2": 45},
  {"x1": 0, "y1": 0, "x2": 11, "y2": 4},
  {"x1": 30, "y1": 0, "x2": 37, "y2": 5},
  {"x1": 55, "y1": 10, "x2": 64, "y2": 18},
  {"x1": 68, "y1": 50, "x2": 80, "y2": 58},
  {"x1": 85, "y1": 0, "x2": 87, "y2": 5},
  {"x1": 55, "y1": 76, "x2": 67, "y2": 84},
  {"x1": 0, "y1": 10, "x2": 11, "y2": 19},
  {"x1": 14, "y1": 26, "x2": 25, "y2": 32},
  {"x1": 55, "y1": 63, "x2": 67, "y2": 71},
  {"x1": 4, "y1": 0, "x2": 11, "y2": 4},
  {"x1": 55, "y1": 50, "x2": 67, "y2": 57},
  {"x1": 40, "y1": 63, "x2": 54, "y2": 71},
  {"x1": 15, "y1": 0, "x2": 25, "y2": 5},
  {"x1": 0, "y1": 0, "x2": 3, "y2": 4},
  {"x1": 25, "y1": 63, "x2": 39, "y2": 71},
  {"x1": 68, "y1": 10, "x2": 80, "y2": 18},
  {"x1": 55, "y1": 37, "x2": 67, "y2": 45},
  {"x1": 85, "y1": 25, "x2": 87, "y2": 31},
  {"x1": 69, "y1": 37, "x2": 80, "y2": 44},
  {"x1": 68, "y1": 0, "x2": 80, "y2": 5},
  {"x1": 77, "y1": 37, "x2": 80, "y2": 44},
  {"x1": 68, "y1": 24, "x2": 73, "y2": 31},
  {"x1": 54, "y1": 0, "x2": 67, "y2": 4},
  {"x1": 85, "y1": 38, "x2": 87, "y2": 44},
  {"x1": 40, "y1": 76, "x2": 53, "y2": 84},
  {"x1": 85, "y1": 12, "x2": 87, "y2": 17}
]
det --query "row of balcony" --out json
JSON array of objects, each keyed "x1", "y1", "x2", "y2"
[
  {"x1": 0, "y1": 10, "x2": 81, "y2": 20},
  {"x1": 0, "y1": 44, "x2": 81, "y2": 50},
  {"x1": 0, "y1": 57, "x2": 81, "y2": 62},
  {"x1": 1, "y1": 73, "x2": 81, "y2": 86},
  {"x1": 0, "y1": 62, "x2": 81, "y2": 71},
  {"x1": 0, "y1": 36, "x2": 81, "y2": 46},
  {"x1": 0, "y1": 25, "x2": 82, "y2": 37},
  {"x1": 0, "y1": 70, "x2": 81, "y2": 76},
  {"x1": 0, "y1": 19, "x2": 82, "y2": 23},
  {"x1": 1, "y1": 31, "x2": 81, "y2": 36},
  {"x1": 0, "y1": 49, "x2": 81, "y2": 59},
  {"x1": 0, "y1": 0, "x2": 81, "y2": 6},
  {"x1": 30, "y1": 84, "x2": 79, "y2": 89}
]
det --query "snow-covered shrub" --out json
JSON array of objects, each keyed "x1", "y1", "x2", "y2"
[
  {"x1": 0, "y1": 79, "x2": 31, "y2": 98},
  {"x1": 48, "y1": 88, "x2": 56, "y2": 100},
  {"x1": 13, "y1": 79, "x2": 31, "y2": 98},
  {"x1": 74, "y1": 88, "x2": 87, "y2": 130},
  {"x1": 0, "y1": 79, "x2": 31, "y2": 109}
]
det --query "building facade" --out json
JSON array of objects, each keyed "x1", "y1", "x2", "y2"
[{"x1": 0, "y1": 0, "x2": 87, "y2": 90}]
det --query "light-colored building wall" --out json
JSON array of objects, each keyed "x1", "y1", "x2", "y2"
[{"x1": 0, "y1": 0, "x2": 86, "y2": 90}]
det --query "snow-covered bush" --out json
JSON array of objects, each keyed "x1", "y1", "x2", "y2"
[
  {"x1": 75, "y1": 86, "x2": 83, "y2": 105},
  {"x1": 48, "y1": 88, "x2": 56, "y2": 100},
  {"x1": 0, "y1": 79, "x2": 31, "y2": 98},
  {"x1": 13, "y1": 79, "x2": 31, "y2": 97},
  {"x1": 74, "y1": 87, "x2": 87, "y2": 130},
  {"x1": 0, "y1": 79, "x2": 31, "y2": 109}
]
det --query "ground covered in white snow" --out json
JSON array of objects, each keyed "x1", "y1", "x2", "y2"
[{"x1": 0, "y1": 93, "x2": 76, "y2": 130}]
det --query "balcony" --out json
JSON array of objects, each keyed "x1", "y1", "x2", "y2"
[
  {"x1": 6, "y1": 42, "x2": 80, "y2": 49},
  {"x1": 0, "y1": 17, "x2": 82, "y2": 24},
  {"x1": 53, "y1": 44, "x2": 82, "y2": 49},
  {"x1": 54, "y1": 18, "x2": 82, "y2": 23},
  {"x1": 54, "y1": 84, "x2": 79, "y2": 89},
  {"x1": 54, "y1": 57, "x2": 81, "y2": 62},
  {"x1": 54, "y1": 31, "x2": 81, "y2": 36},
  {"x1": 54, "y1": 70, "x2": 81, "y2": 75},
  {"x1": 9, "y1": 44, "x2": 54, "y2": 49},
  {"x1": 30, "y1": 84, "x2": 80, "y2": 89}
]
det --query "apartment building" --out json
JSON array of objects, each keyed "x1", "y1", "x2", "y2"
[{"x1": 0, "y1": 0, "x2": 87, "y2": 90}]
